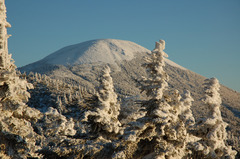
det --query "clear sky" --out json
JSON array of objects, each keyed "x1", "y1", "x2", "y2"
[{"x1": 5, "y1": 0, "x2": 240, "y2": 92}]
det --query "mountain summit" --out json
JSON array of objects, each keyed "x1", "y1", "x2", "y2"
[
  {"x1": 21, "y1": 39, "x2": 185, "y2": 71},
  {"x1": 37, "y1": 39, "x2": 149, "y2": 65}
]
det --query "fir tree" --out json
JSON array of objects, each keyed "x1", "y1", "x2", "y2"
[
  {"x1": 179, "y1": 90, "x2": 195, "y2": 128},
  {"x1": 82, "y1": 65, "x2": 122, "y2": 134},
  {"x1": 0, "y1": 1, "x2": 42, "y2": 158},
  {"x1": 193, "y1": 78, "x2": 237, "y2": 158},
  {"x1": 116, "y1": 40, "x2": 196, "y2": 159},
  {"x1": 139, "y1": 40, "x2": 169, "y2": 100}
]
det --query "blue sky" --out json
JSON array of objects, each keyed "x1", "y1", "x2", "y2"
[{"x1": 5, "y1": 0, "x2": 240, "y2": 92}]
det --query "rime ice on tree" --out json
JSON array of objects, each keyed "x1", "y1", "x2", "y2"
[
  {"x1": 0, "y1": 0, "x2": 33, "y2": 106},
  {"x1": 179, "y1": 90, "x2": 195, "y2": 128},
  {"x1": 0, "y1": 0, "x2": 11, "y2": 69},
  {"x1": 193, "y1": 78, "x2": 237, "y2": 158},
  {"x1": 139, "y1": 40, "x2": 171, "y2": 124},
  {"x1": 115, "y1": 40, "x2": 196, "y2": 159},
  {"x1": 0, "y1": 1, "x2": 42, "y2": 158},
  {"x1": 82, "y1": 65, "x2": 122, "y2": 134},
  {"x1": 140, "y1": 40, "x2": 169, "y2": 100}
]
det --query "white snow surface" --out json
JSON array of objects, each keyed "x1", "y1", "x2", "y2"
[
  {"x1": 25, "y1": 39, "x2": 186, "y2": 70},
  {"x1": 41, "y1": 39, "x2": 149, "y2": 65}
]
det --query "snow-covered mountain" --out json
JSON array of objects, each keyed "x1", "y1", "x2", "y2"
[
  {"x1": 39, "y1": 39, "x2": 150, "y2": 65},
  {"x1": 19, "y1": 38, "x2": 240, "y2": 158},
  {"x1": 20, "y1": 39, "x2": 240, "y2": 117},
  {"x1": 21, "y1": 39, "x2": 185, "y2": 72},
  {"x1": 20, "y1": 38, "x2": 240, "y2": 125}
]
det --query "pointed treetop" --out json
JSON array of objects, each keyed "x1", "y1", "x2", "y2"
[
  {"x1": 0, "y1": 0, "x2": 6, "y2": 14},
  {"x1": 0, "y1": 0, "x2": 12, "y2": 70},
  {"x1": 0, "y1": 0, "x2": 10, "y2": 26},
  {"x1": 102, "y1": 65, "x2": 111, "y2": 75},
  {"x1": 203, "y1": 77, "x2": 222, "y2": 106},
  {"x1": 152, "y1": 39, "x2": 168, "y2": 58}
]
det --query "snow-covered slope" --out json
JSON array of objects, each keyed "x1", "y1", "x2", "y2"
[
  {"x1": 21, "y1": 39, "x2": 186, "y2": 70},
  {"x1": 38, "y1": 39, "x2": 149, "y2": 65}
]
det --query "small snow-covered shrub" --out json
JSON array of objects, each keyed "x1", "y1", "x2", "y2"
[{"x1": 44, "y1": 107, "x2": 76, "y2": 136}]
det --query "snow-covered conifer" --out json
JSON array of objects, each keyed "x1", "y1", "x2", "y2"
[
  {"x1": 44, "y1": 107, "x2": 76, "y2": 136},
  {"x1": 68, "y1": 89, "x2": 72, "y2": 103},
  {"x1": 118, "y1": 40, "x2": 194, "y2": 159},
  {"x1": 63, "y1": 93, "x2": 68, "y2": 105},
  {"x1": 34, "y1": 72, "x2": 39, "y2": 82},
  {"x1": 139, "y1": 39, "x2": 169, "y2": 100},
  {"x1": 82, "y1": 65, "x2": 122, "y2": 134},
  {"x1": 138, "y1": 40, "x2": 173, "y2": 127},
  {"x1": 56, "y1": 95, "x2": 63, "y2": 114},
  {"x1": 0, "y1": 0, "x2": 33, "y2": 107},
  {"x1": 193, "y1": 78, "x2": 236, "y2": 158},
  {"x1": 55, "y1": 81, "x2": 59, "y2": 90},
  {"x1": 179, "y1": 90, "x2": 195, "y2": 128},
  {"x1": 0, "y1": 1, "x2": 42, "y2": 158}
]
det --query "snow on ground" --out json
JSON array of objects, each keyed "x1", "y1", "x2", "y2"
[
  {"x1": 40, "y1": 39, "x2": 149, "y2": 65},
  {"x1": 23, "y1": 39, "x2": 186, "y2": 70}
]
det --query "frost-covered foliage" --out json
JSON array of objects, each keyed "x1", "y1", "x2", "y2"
[
  {"x1": 26, "y1": 72, "x2": 90, "y2": 113},
  {"x1": 192, "y1": 78, "x2": 237, "y2": 158},
  {"x1": 0, "y1": 103, "x2": 43, "y2": 158},
  {"x1": 179, "y1": 90, "x2": 195, "y2": 128},
  {"x1": 0, "y1": 0, "x2": 32, "y2": 105},
  {"x1": 227, "y1": 131, "x2": 240, "y2": 156},
  {"x1": 139, "y1": 40, "x2": 169, "y2": 100},
  {"x1": 119, "y1": 95, "x2": 146, "y2": 125},
  {"x1": 112, "y1": 41, "x2": 237, "y2": 159},
  {"x1": 43, "y1": 107, "x2": 76, "y2": 136},
  {"x1": 0, "y1": 1, "x2": 43, "y2": 158},
  {"x1": 82, "y1": 66, "x2": 122, "y2": 135},
  {"x1": 112, "y1": 40, "x2": 198, "y2": 159},
  {"x1": 0, "y1": 1, "x2": 33, "y2": 106}
]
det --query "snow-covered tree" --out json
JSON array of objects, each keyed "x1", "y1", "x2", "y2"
[
  {"x1": 139, "y1": 40, "x2": 169, "y2": 100},
  {"x1": 119, "y1": 95, "x2": 145, "y2": 125},
  {"x1": 193, "y1": 78, "x2": 237, "y2": 158},
  {"x1": 63, "y1": 93, "x2": 68, "y2": 105},
  {"x1": 114, "y1": 40, "x2": 197, "y2": 159},
  {"x1": 138, "y1": 40, "x2": 173, "y2": 128},
  {"x1": 179, "y1": 90, "x2": 195, "y2": 128},
  {"x1": 44, "y1": 107, "x2": 76, "y2": 136},
  {"x1": 56, "y1": 95, "x2": 63, "y2": 114},
  {"x1": 0, "y1": 1, "x2": 43, "y2": 158},
  {"x1": 82, "y1": 65, "x2": 122, "y2": 134},
  {"x1": 0, "y1": 0, "x2": 33, "y2": 107},
  {"x1": 68, "y1": 89, "x2": 73, "y2": 103}
]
